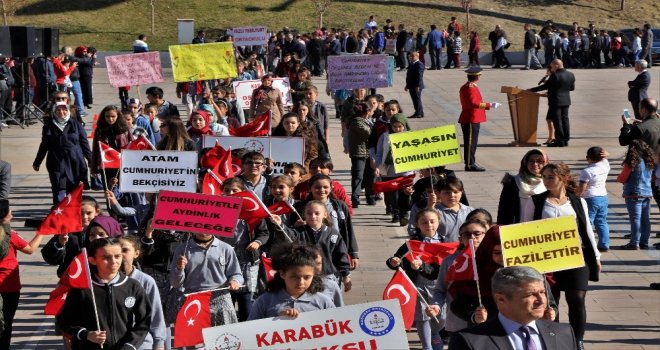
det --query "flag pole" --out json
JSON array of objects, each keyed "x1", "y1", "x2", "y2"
[
  {"x1": 83, "y1": 248, "x2": 104, "y2": 349},
  {"x1": 397, "y1": 267, "x2": 440, "y2": 324},
  {"x1": 251, "y1": 190, "x2": 291, "y2": 241},
  {"x1": 468, "y1": 239, "x2": 482, "y2": 306},
  {"x1": 98, "y1": 142, "x2": 112, "y2": 214},
  {"x1": 182, "y1": 233, "x2": 192, "y2": 257},
  {"x1": 184, "y1": 285, "x2": 246, "y2": 297},
  {"x1": 285, "y1": 201, "x2": 304, "y2": 222}
]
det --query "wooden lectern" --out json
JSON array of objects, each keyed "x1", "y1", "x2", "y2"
[{"x1": 501, "y1": 86, "x2": 542, "y2": 146}]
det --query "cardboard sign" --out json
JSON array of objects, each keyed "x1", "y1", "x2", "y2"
[
  {"x1": 152, "y1": 191, "x2": 242, "y2": 236},
  {"x1": 233, "y1": 78, "x2": 292, "y2": 109},
  {"x1": 389, "y1": 125, "x2": 462, "y2": 173},
  {"x1": 327, "y1": 55, "x2": 389, "y2": 90},
  {"x1": 203, "y1": 135, "x2": 304, "y2": 174},
  {"x1": 385, "y1": 39, "x2": 396, "y2": 54},
  {"x1": 169, "y1": 42, "x2": 238, "y2": 82},
  {"x1": 119, "y1": 150, "x2": 198, "y2": 193},
  {"x1": 231, "y1": 26, "x2": 269, "y2": 47},
  {"x1": 105, "y1": 52, "x2": 164, "y2": 88},
  {"x1": 500, "y1": 216, "x2": 585, "y2": 273},
  {"x1": 202, "y1": 299, "x2": 409, "y2": 350}
]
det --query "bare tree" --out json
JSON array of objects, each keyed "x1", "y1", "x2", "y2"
[
  {"x1": 1, "y1": 0, "x2": 25, "y2": 26},
  {"x1": 461, "y1": 0, "x2": 472, "y2": 33},
  {"x1": 311, "y1": 0, "x2": 332, "y2": 28},
  {"x1": 150, "y1": 0, "x2": 156, "y2": 34},
  {"x1": 619, "y1": 0, "x2": 624, "y2": 10}
]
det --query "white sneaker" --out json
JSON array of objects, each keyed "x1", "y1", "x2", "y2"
[{"x1": 0, "y1": 122, "x2": 8, "y2": 128}]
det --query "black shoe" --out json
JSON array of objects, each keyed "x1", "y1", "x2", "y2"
[
  {"x1": 391, "y1": 214, "x2": 400, "y2": 223},
  {"x1": 547, "y1": 140, "x2": 565, "y2": 147},
  {"x1": 366, "y1": 197, "x2": 376, "y2": 205},
  {"x1": 597, "y1": 247, "x2": 609, "y2": 253},
  {"x1": 409, "y1": 114, "x2": 421, "y2": 119},
  {"x1": 619, "y1": 243, "x2": 640, "y2": 250},
  {"x1": 85, "y1": 104, "x2": 93, "y2": 109},
  {"x1": 624, "y1": 234, "x2": 631, "y2": 239},
  {"x1": 650, "y1": 283, "x2": 660, "y2": 290},
  {"x1": 543, "y1": 139, "x2": 555, "y2": 145},
  {"x1": 385, "y1": 207, "x2": 392, "y2": 215},
  {"x1": 640, "y1": 244, "x2": 649, "y2": 250},
  {"x1": 465, "y1": 164, "x2": 486, "y2": 172},
  {"x1": 351, "y1": 201, "x2": 359, "y2": 208}
]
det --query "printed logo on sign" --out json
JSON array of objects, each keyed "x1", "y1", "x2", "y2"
[
  {"x1": 359, "y1": 307, "x2": 395, "y2": 336},
  {"x1": 124, "y1": 296, "x2": 136, "y2": 308},
  {"x1": 212, "y1": 333, "x2": 241, "y2": 350},
  {"x1": 243, "y1": 140, "x2": 266, "y2": 153}
]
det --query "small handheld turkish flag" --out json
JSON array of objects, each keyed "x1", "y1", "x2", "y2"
[
  {"x1": 372, "y1": 174, "x2": 415, "y2": 193},
  {"x1": 60, "y1": 249, "x2": 92, "y2": 289},
  {"x1": 99, "y1": 142, "x2": 121, "y2": 169},
  {"x1": 382, "y1": 268, "x2": 417, "y2": 330},
  {"x1": 36, "y1": 183, "x2": 83, "y2": 235},
  {"x1": 267, "y1": 200, "x2": 293, "y2": 216},
  {"x1": 44, "y1": 283, "x2": 70, "y2": 316},
  {"x1": 261, "y1": 253, "x2": 276, "y2": 282},
  {"x1": 231, "y1": 191, "x2": 270, "y2": 232},
  {"x1": 174, "y1": 291, "x2": 212, "y2": 348},
  {"x1": 229, "y1": 111, "x2": 271, "y2": 137},
  {"x1": 124, "y1": 135, "x2": 155, "y2": 150},
  {"x1": 405, "y1": 240, "x2": 459, "y2": 265},
  {"x1": 446, "y1": 240, "x2": 477, "y2": 282}
]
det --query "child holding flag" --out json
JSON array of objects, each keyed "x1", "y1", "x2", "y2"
[
  {"x1": 0, "y1": 200, "x2": 44, "y2": 348},
  {"x1": 57, "y1": 238, "x2": 151, "y2": 350},
  {"x1": 425, "y1": 219, "x2": 489, "y2": 335},
  {"x1": 386, "y1": 208, "x2": 448, "y2": 350},
  {"x1": 248, "y1": 242, "x2": 335, "y2": 320}
]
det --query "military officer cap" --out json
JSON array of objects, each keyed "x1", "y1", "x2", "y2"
[{"x1": 465, "y1": 66, "x2": 483, "y2": 75}]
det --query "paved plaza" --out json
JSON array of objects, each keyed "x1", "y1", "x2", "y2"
[{"x1": 0, "y1": 61, "x2": 658, "y2": 349}]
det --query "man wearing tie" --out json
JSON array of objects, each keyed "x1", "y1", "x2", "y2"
[
  {"x1": 405, "y1": 51, "x2": 425, "y2": 119},
  {"x1": 450, "y1": 266, "x2": 578, "y2": 350},
  {"x1": 627, "y1": 59, "x2": 650, "y2": 119}
]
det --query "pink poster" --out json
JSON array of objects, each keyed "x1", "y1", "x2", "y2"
[
  {"x1": 152, "y1": 190, "x2": 242, "y2": 237},
  {"x1": 105, "y1": 52, "x2": 164, "y2": 88}
]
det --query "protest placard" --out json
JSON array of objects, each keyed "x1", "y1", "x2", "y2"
[
  {"x1": 105, "y1": 52, "x2": 164, "y2": 88},
  {"x1": 231, "y1": 26, "x2": 269, "y2": 47},
  {"x1": 169, "y1": 42, "x2": 238, "y2": 82},
  {"x1": 233, "y1": 78, "x2": 292, "y2": 110},
  {"x1": 119, "y1": 150, "x2": 198, "y2": 193},
  {"x1": 327, "y1": 55, "x2": 389, "y2": 90},
  {"x1": 152, "y1": 190, "x2": 242, "y2": 237},
  {"x1": 202, "y1": 299, "x2": 409, "y2": 350},
  {"x1": 500, "y1": 216, "x2": 585, "y2": 273},
  {"x1": 203, "y1": 135, "x2": 304, "y2": 174},
  {"x1": 385, "y1": 39, "x2": 396, "y2": 54},
  {"x1": 389, "y1": 124, "x2": 462, "y2": 173}
]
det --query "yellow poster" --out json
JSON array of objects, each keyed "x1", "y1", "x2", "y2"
[
  {"x1": 500, "y1": 216, "x2": 585, "y2": 273},
  {"x1": 169, "y1": 42, "x2": 238, "y2": 82},
  {"x1": 389, "y1": 124, "x2": 462, "y2": 173}
]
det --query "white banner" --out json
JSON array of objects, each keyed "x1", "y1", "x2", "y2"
[
  {"x1": 202, "y1": 300, "x2": 409, "y2": 350},
  {"x1": 203, "y1": 135, "x2": 304, "y2": 175},
  {"x1": 233, "y1": 78, "x2": 292, "y2": 110},
  {"x1": 119, "y1": 150, "x2": 198, "y2": 193},
  {"x1": 231, "y1": 26, "x2": 269, "y2": 47}
]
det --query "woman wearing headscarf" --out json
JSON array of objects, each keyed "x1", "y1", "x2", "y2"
[
  {"x1": 187, "y1": 110, "x2": 224, "y2": 151},
  {"x1": 249, "y1": 73, "x2": 284, "y2": 126},
  {"x1": 33, "y1": 102, "x2": 91, "y2": 205},
  {"x1": 497, "y1": 149, "x2": 549, "y2": 224}
]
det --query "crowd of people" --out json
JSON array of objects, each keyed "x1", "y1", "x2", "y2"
[{"x1": 0, "y1": 14, "x2": 657, "y2": 350}]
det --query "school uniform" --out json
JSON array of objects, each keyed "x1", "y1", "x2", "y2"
[
  {"x1": 283, "y1": 225, "x2": 351, "y2": 278},
  {"x1": 248, "y1": 289, "x2": 335, "y2": 320},
  {"x1": 407, "y1": 202, "x2": 474, "y2": 242},
  {"x1": 128, "y1": 268, "x2": 167, "y2": 350}
]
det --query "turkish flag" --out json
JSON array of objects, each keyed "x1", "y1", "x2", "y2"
[
  {"x1": 201, "y1": 171, "x2": 222, "y2": 196},
  {"x1": 446, "y1": 240, "x2": 478, "y2": 282},
  {"x1": 99, "y1": 141, "x2": 121, "y2": 168},
  {"x1": 267, "y1": 200, "x2": 293, "y2": 216},
  {"x1": 372, "y1": 174, "x2": 415, "y2": 193},
  {"x1": 44, "y1": 283, "x2": 70, "y2": 316},
  {"x1": 211, "y1": 146, "x2": 235, "y2": 181},
  {"x1": 382, "y1": 268, "x2": 417, "y2": 330},
  {"x1": 261, "y1": 253, "x2": 276, "y2": 282},
  {"x1": 406, "y1": 240, "x2": 460, "y2": 265},
  {"x1": 231, "y1": 190, "x2": 270, "y2": 232},
  {"x1": 36, "y1": 183, "x2": 83, "y2": 235},
  {"x1": 229, "y1": 111, "x2": 271, "y2": 137},
  {"x1": 174, "y1": 291, "x2": 211, "y2": 348},
  {"x1": 124, "y1": 135, "x2": 155, "y2": 151},
  {"x1": 60, "y1": 250, "x2": 92, "y2": 289},
  {"x1": 200, "y1": 143, "x2": 227, "y2": 169}
]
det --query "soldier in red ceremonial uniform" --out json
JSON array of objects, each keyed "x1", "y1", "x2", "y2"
[{"x1": 458, "y1": 66, "x2": 501, "y2": 172}]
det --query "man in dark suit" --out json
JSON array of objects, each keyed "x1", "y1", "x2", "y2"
[
  {"x1": 529, "y1": 59, "x2": 575, "y2": 147},
  {"x1": 450, "y1": 266, "x2": 578, "y2": 350},
  {"x1": 627, "y1": 59, "x2": 651, "y2": 119},
  {"x1": 395, "y1": 24, "x2": 409, "y2": 70},
  {"x1": 192, "y1": 30, "x2": 207, "y2": 44},
  {"x1": 405, "y1": 51, "x2": 425, "y2": 118}
]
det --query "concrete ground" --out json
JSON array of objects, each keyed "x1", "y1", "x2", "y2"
[{"x1": 0, "y1": 61, "x2": 659, "y2": 349}]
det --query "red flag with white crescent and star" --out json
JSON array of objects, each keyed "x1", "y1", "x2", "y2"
[
  {"x1": 124, "y1": 134, "x2": 156, "y2": 151},
  {"x1": 382, "y1": 268, "x2": 417, "y2": 330},
  {"x1": 60, "y1": 249, "x2": 92, "y2": 289},
  {"x1": 174, "y1": 291, "x2": 212, "y2": 348},
  {"x1": 372, "y1": 174, "x2": 415, "y2": 193},
  {"x1": 261, "y1": 253, "x2": 276, "y2": 282},
  {"x1": 200, "y1": 171, "x2": 222, "y2": 196},
  {"x1": 446, "y1": 240, "x2": 477, "y2": 282},
  {"x1": 36, "y1": 183, "x2": 83, "y2": 235},
  {"x1": 229, "y1": 111, "x2": 271, "y2": 137},
  {"x1": 267, "y1": 200, "x2": 293, "y2": 216},
  {"x1": 99, "y1": 141, "x2": 121, "y2": 168},
  {"x1": 44, "y1": 283, "x2": 70, "y2": 316},
  {"x1": 405, "y1": 240, "x2": 460, "y2": 266},
  {"x1": 231, "y1": 190, "x2": 270, "y2": 232}
]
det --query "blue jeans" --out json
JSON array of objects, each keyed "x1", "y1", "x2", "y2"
[
  {"x1": 416, "y1": 319, "x2": 443, "y2": 350},
  {"x1": 625, "y1": 197, "x2": 651, "y2": 246},
  {"x1": 71, "y1": 80, "x2": 84, "y2": 113},
  {"x1": 585, "y1": 196, "x2": 609, "y2": 249}
]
